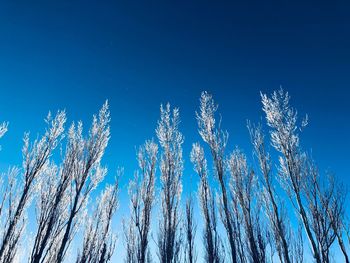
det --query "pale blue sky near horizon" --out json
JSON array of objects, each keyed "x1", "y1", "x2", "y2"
[{"x1": 0, "y1": 0, "x2": 350, "y2": 262}]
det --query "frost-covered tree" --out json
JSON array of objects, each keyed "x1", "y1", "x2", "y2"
[
  {"x1": 0, "y1": 111, "x2": 66, "y2": 263},
  {"x1": 76, "y1": 178, "x2": 119, "y2": 263},
  {"x1": 191, "y1": 143, "x2": 223, "y2": 263},
  {"x1": 124, "y1": 217, "x2": 137, "y2": 263},
  {"x1": 30, "y1": 162, "x2": 67, "y2": 263},
  {"x1": 156, "y1": 103, "x2": 183, "y2": 263},
  {"x1": 196, "y1": 92, "x2": 237, "y2": 263},
  {"x1": 0, "y1": 168, "x2": 21, "y2": 263},
  {"x1": 261, "y1": 89, "x2": 322, "y2": 262},
  {"x1": 124, "y1": 140, "x2": 158, "y2": 263},
  {"x1": 30, "y1": 122, "x2": 83, "y2": 263},
  {"x1": 302, "y1": 160, "x2": 349, "y2": 263},
  {"x1": 54, "y1": 101, "x2": 111, "y2": 263},
  {"x1": 228, "y1": 149, "x2": 266, "y2": 263},
  {"x1": 290, "y1": 223, "x2": 304, "y2": 263},
  {"x1": 320, "y1": 177, "x2": 349, "y2": 263},
  {"x1": 183, "y1": 197, "x2": 197, "y2": 263},
  {"x1": 29, "y1": 102, "x2": 110, "y2": 263},
  {"x1": 248, "y1": 123, "x2": 292, "y2": 263}
]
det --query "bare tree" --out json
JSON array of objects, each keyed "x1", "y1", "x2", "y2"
[
  {"x1": 248, "y1": 123, "x2": 292, "y2": 263},
  {"x1": 156, "y1": 103, "x2": 183, "y2": 263},
  {"x1": 191, "y1": 143, "x2": 223, "y2": 263},
  {"x1": 196, "y1": 91, "x2": 237, "y2": 263},
  {"x1": 290, "y1": 223, "x2": 304, "y2": 263},
  {"x1": 124, "y1": 140, "x2": 158, "y2": 263},
  {"x1": 231, "y1": 198, "x2": 246, "y2": 263},
  {"x1": 321, "y1": 177, "x2": 349, "y2": 263},
  {"x1": 76, "y1": 178, "x2": 119, "y2": 263},
  {"x1": 183, "y1": 197, "x2": 197, "y2": 263},
  {"x1": 302, "y1": 160, "x2": 349, "y2": 263},
  {"x1": 31, "y1": 121, "x2": 85, "y2": 263},
  {"x1": 30, "y1": 161, "x2": 67, "y2": 263},
  {"x1": 54, "y1": 101, "x2": 111, "y2": 263},
  {"x1": 0, "y1": 111, "x2": 66, "y2": 263},
  {"x1": 228, "y1": 149, "x2": 266, "y2": 263},
  {"x1": 302, "y1": 161, "x2": 338, "y2": 263},
  {"x1": 0, "y1": 168, "x2": 22, "y2": 263},
  {"x1": 261, "y1": 89, "x2": 322, "y2": 263},
  {"x1": 124, "y1": 217, "x2": 137, "y2": 263},
  {"x1": 28, "y1": 102, "x2": 110, "y2": 263}
]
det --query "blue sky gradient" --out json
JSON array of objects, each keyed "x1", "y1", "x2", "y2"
[{"x1": 0, "y1": 0, "x2": 350, "y2": 261}]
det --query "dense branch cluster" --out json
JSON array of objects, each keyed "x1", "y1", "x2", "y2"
[{"x1": 0, "y1": 90, "x2": 349, "y2": 263}]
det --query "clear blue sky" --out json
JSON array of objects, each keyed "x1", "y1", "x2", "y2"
[{"x1": 0, "y1": 0, "x2": 349, "y2": 261}]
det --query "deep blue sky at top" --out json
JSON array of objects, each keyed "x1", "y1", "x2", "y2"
[{"x1": 0, "y1": 0, "x2": 349, "y2": 199}]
